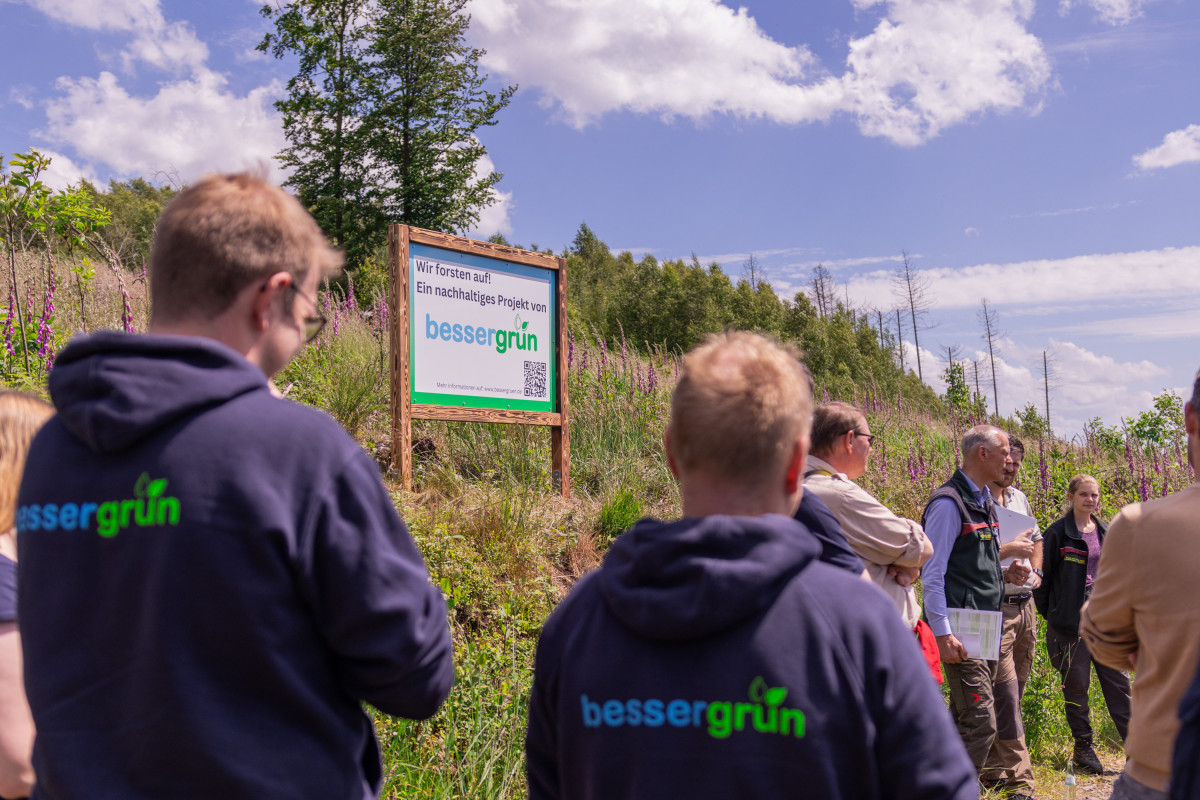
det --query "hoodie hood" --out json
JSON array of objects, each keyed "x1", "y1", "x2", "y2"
[
  {"x1": 48, "y1": 332, "x2": 267, "y2": 454},
  {"x1": 598, "y1": 513, "x2": 820, "y2": 641}
]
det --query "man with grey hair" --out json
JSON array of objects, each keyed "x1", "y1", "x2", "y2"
[
  {"x1": 526, "y1": 332, "x2": 976, "y2": 800},
  {"x1": 922, "y1": 425, "x2": 1030, "y2": 794}
]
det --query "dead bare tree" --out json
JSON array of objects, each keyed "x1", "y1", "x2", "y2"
[
  {"x1": 978, "y1": 299, "x2": 1003, "y2": 417},
  {"x1": 742, "y1": 252, "x2": 761, "y2": 290},
  {"x1": 811, "y1": 264, "x2": 834, "y2": 320},
  {"x1": 1042, "y1": 350, "x2": 1061, "y2": 434},
  {"x1": 894, "y1": 308, "x2": 906, "y2": 371},
  {"x1": 892, "y1": 251, "x2": 935, "y2": 382}
]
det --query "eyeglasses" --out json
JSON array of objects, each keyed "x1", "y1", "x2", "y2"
[
  {"x1": 287, "y1": 283, "x2": 327, "y2": 343},
  {"x1": 852, "y1": 430, "x2": 875, "y2": 446}
]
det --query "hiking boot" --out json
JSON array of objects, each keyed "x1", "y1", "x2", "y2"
[
  {"x1": 979, "y1": 777, "x2": 1009, "y2": 792},
  {"x1": 1073, "y1": 740, "x2": 1105, "y2": 775}
]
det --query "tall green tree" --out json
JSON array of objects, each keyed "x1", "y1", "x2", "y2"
[
  {"x1": 261, "y1": 0, "x2": 382, "y2": 269},
  {"x1": 371, "y1": 0, "x2": 515, "y2": 234},
  {"x1": 260, "y1": 0, "x2": 515, "y2": 270}
]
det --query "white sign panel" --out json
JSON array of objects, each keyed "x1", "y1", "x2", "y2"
[{"x1": 408, "y1": 243, "x2": 556, "y2": 411}]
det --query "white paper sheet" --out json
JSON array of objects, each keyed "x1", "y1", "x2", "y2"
[
  {"x1": 947, "y1": 608, "x2": 1004, "y2": 660},
  {"x1": 993, "y1": 503, "x2": 1037, "y2": 569}
]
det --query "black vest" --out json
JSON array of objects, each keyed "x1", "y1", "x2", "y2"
[{"x1": 922, "y1": 469, "x2": 1004, "y2": 612}]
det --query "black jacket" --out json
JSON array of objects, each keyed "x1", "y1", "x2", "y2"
[
  {"x1": 17, "y1": 333, "x2": 454, "y2": 799},
  {"x1": 1033, "y1": 511, "x2": 1108, "y2": 637},
  {"x1": 526, "y1": 513, "x2": 977, "y2": 800}
]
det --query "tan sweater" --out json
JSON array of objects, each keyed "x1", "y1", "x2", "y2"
[
  {"x1": 804, "y1": 456, "x2": 930, "y2": 629},
  {"x1": 1080, "y1": 482, "x2": 1200, "y2": 792}
]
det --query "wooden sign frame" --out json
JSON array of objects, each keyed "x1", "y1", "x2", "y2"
[{"x1": 388, "y1": 224, "x2": 570, "y2": 497}]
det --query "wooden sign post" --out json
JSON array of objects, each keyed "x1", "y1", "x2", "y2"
[{"x1": 388, "y1": 225, "x2": 570, "y2": 497}]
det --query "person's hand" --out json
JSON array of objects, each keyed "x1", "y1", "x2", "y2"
[
  {"x1": 937, "y1": 634, "x2": 968, "y2": 664},
  {"x1": 999, "y1": 528, "x2": 1035, "y2": 560},
  {"x1": 1027, "y1": 571, "x2": 1042, "y2": 591},
  {"x1": 1005, "y1": 562, "x2": 1031, "y2": 585},
  {"x1": 887, "y1": 564, "x2": 921, "y2": 587}
]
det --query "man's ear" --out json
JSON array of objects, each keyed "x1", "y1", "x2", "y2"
[
  {"x1": 663, "y1": 427, "x2": 681, "y2": 482},
  {"x1": 784, "y1": 435, "x2": 807, "y2": 496},
  {"x1": 253, "y1": 271, "x2": 293, "y2": 330},
  {"x1": 1186, "y1": 401, "x2": 1198, "y2": 436}
]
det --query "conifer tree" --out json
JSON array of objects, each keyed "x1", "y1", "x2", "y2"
[{"x1": 260, "y1": 0, "x2": 515, "y2": 270}]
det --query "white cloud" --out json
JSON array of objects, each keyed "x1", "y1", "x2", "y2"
[
  {"x1": 466, "y1": 0, "x2": 1051, "y2": 145},
  {"x1": 840, "y1": 0, "x2": 1051, "y2": 145},
  {"x1": 964, "y1": 227, "x2": 980, "y2": 236},
  {"x1": 1059, "y1": 0, "x2": 1152, "y2": 26},
  {"x1": 38, "y1": 148, "x2": 101, "y2": 190},
  {"x1": 466, "y1": 0, "x2": 829, "y2": 127},
  {"x1": 468, "y1": 151, "x2": 513, "y2": 237},
  {"x1": 904, "y1": 335, "x2": 1167, "y2": 434},
  {"x1": 39, "y1": 70, "x2": 286, "y2": 184},
  {"x1": 1133, "y1": 124, "x2": 1200, "y2": 170},
  {"x1": 14, "y1": 0, "x2": 207, "y2": 73},
  {"x1": 840, "y1": 246, "x2": 1200, "y2": 311},
  {"x1": 8, "y1": 86, "x2": 35, "y2": 110},
  {"x1": 1052, "y1": 306, "x2": 1200, "y2": 341}
]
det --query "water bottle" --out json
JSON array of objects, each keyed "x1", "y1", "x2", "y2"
[{"x1": 1065, "y1": 761, "x2": 1076, "y2": 800}]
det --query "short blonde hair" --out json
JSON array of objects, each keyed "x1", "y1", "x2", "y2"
[
  {"x1": 667, "y1": 331, "x2": 812, "y2": 487},
  {"x1": 0, "y1": 392, "x2": 54, "y2": 532},
  {"x1": 150, "y1": 172, "x2": 343, "y2": 323}
]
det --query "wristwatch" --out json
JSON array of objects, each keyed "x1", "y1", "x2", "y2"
[{"x1": 1032, "y1": 568, "x2": 1044, "y2": 578}]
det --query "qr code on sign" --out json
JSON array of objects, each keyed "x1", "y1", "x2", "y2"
[{"x1": 524, "y1": 361, "x2": 548, "y2": 398}]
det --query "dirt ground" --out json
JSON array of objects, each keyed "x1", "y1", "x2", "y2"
[{"x1": 1028, "y1": 746, "x2": 1124, "y2": 800}]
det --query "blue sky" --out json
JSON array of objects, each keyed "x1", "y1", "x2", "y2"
[{"x1": 3, "y1": 0, "x2": 1199, "y2": 437}]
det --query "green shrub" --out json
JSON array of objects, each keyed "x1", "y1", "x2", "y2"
[{"x1": 598, "y1": 488, "x2": 643, "y2": 540}]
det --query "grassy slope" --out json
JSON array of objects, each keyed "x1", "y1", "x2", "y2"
[{"x1": 5, "y1": 259, "x2": 1186, "y2": 798}]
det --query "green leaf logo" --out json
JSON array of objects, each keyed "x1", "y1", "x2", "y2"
[
  {"x1": 748, "y1": 676, "x2": 768, "y2": 703},
  {"x1": 522, "y1": 321, "x2": 529, "y2": 330},
  {"x1": 147, "y1": 479, "x2": 168, "y2": 499},
  {"x1": 765, "y1": 686, "x2": 788, "y2": 706},
  {"x1": 134, "y1": 472, "x2": 150, "y2": 498}
]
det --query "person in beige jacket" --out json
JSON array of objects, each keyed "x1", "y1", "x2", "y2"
[
  {"x1": 1081, "y1": 371, "x2": 1200, "y2": 800},
  {"x1": 803, "y1": 403, "x2": 936, "y2": 672}
]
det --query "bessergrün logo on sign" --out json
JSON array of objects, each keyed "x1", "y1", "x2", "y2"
[
  {"x1": 16, "y1": 472, "x2": 182, "y2": 538},
  {"x1": 424, "y1": 311, "x2": 538, "y2": 355}
]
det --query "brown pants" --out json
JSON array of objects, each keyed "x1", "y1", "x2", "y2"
[
  {"x1": 981, "y1": 597, "x2": 1036, "y2": 791},
  {"x1": 1046, "y1": 625, "x2": 1131, "y2": 744},
  {"x1": 945, "y1": 656, "x2": 999, "y2": 769}
]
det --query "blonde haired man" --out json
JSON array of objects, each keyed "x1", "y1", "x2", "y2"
[
  {"x1": 526, "y1": 332, "x2": 975, "y2": 800},
  {"x1": 17, "y1": 173, "x2": 453, "y2": 799}
]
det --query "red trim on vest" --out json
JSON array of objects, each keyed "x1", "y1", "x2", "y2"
[{"x1": 960, "y1": 521, "x2": 997, "y2": 537}]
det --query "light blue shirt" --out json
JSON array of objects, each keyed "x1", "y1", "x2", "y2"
[{"x1": 922, "y1": 473, "x2": 990, "y2": 637}]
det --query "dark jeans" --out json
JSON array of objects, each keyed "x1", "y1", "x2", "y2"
[
  {"x1": 1046, "y1": 625, "x2": 1132, "y2": 744},
  {"x1": 945, "y1": 657, "x2": 998, "y2": 769}
]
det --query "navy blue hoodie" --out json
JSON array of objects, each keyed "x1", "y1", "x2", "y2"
[
  {"x1": 16, "y1": 333, "x2": 453, "y2": 799},
  {"x1": 526, "y1": 513, "x2": 976, "y2": 800}
]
